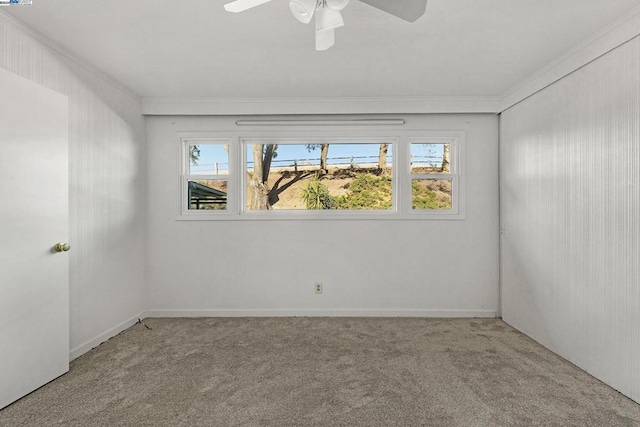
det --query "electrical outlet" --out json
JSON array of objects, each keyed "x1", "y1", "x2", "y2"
[{"x1": 314, "y1": 282, "x2": 323, "y2": 294}]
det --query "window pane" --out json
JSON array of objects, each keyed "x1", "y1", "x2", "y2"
[
  {"x1": 410, "y1": 143, "x2": 450, "y2": 174},
  {"x1": 188, "y1": 144, "x2": 229, "y2": 175},
  {"x1": 246, "y1": 143, "x2": 393, "y2": 210},
  {"x1": 412, "y1": 179, "x2": 452, "y2": 210},
  {"x1": 188, "y1": 180, "x2": 227, "y2": 210}
]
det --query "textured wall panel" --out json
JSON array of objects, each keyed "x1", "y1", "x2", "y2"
[
  {"x1": 501, "y1": 36, "x2": 640, "y2": 403},
  {"x1": 0, "y1": 13, "x2": 147, "y2": 355}
]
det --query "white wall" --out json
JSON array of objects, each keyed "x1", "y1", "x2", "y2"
[
  {"x1": 500, "y1": 36, "x2": 640, "y2": 403},
  {"x1": 0, "y1": 13, "x2": 147, "y2": 358},
  {"x1": 146, "y1": 114, "x2": 500, "y2": 316}
]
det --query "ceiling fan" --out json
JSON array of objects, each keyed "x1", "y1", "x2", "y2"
[{"x1": 223, "y1": 0, "x2": 428, "y2": 51}]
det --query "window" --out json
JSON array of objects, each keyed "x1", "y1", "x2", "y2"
[
  {"x1": 181, "y1": 139, "x2": 230, "y2": 213},
  {"x1": 244, "y1": 141, "x2": 394, "y2": 211},
  {"x1": 179, "y1": 132, "x2": 463, "y2": 219},
  {"x1": 410, "y1": 142, "x2": 455, "y2": 211}
]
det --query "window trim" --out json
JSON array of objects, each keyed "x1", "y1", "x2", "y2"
[
  {"x1": 240, "y1": 137, "x2": 399, "y2": 217},
  {"x1": 177, "y1": 130, "x2": 465, "y2": 221},
  {"x1": 179, "y1": 137, "x2": 235, "y2": 217},
  {"x1": 406, "y1": 137, "x2": 461, "y2": 215}
]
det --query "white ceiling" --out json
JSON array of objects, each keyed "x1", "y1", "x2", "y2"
[{"x1": 5, "y1": 0, "x2": 640, "y2": 100}]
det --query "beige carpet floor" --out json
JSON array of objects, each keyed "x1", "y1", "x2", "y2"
[{"x1": 1, "y1": 318, "x2": 639, "y2": 427}]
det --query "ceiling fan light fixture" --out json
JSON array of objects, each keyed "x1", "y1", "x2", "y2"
[
  {"x1": 315, "y1": 5, "x2": 344, "y2": 31},
  {"x1": 289, "y1": 0, "x2": 318, "y2": 24},
  {"x1": 315, "y1": 28, "x2": 335, "y2": 51},
  {"x1": 326, "y1": 0, "x2": 349, "y2": 11}
]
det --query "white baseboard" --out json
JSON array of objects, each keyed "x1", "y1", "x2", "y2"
[
  {"x1": 143, "y1": 309, "x2": 497, "y2": 318},
  {"x1": 69, "y1": 313, "x2": 144, "y2": 361}
]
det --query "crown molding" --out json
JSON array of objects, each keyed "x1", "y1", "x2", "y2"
[
  {"x1": 141, "y1": 96, "x2": 501, "y2": 115},
  {"x1": 0, "y1": 9, "x2": 140, "y2": 103},
  {"x1": 499, "y1": 4, "x2": 640, "y2": 112}
]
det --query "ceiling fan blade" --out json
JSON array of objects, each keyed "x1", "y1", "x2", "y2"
[
  {"x1": 358, "y1": 0, "x2": 427, "y2": 22},
  {"x1": 224, "y1": 0, "x2": 273, "y2": 13}
]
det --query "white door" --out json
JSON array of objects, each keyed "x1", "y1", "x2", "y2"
[{"x1": 0, "y1": 67, "x2": 69, "y2": 409}]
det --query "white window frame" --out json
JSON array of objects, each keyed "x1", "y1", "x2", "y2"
[
  {"x1": 177, "y1": 131, "x2": 464, "y2": 220},
  {"x1": 240, "y1": 137, "x2": 399, "y2": 219},
  {"x1": 179, "y1": 136, "x2": 235, "y2": 217},
  {"x1": 406, "y1": 136, "x2": 461, "y2": 216}
]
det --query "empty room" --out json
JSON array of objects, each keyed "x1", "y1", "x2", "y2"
[{"x1": 1, "y1": 0, "x2": 639, "y2": 425}]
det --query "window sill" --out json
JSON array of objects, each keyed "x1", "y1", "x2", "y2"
[{"x1": 176, "y1": 210, "x2": 465, "y2": 221}]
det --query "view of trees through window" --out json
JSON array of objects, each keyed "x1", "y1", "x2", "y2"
[
  {"x1": 246, "y1": 143, "x2": 394, "y2": 210},
  {"x1": 184, "y1": 140, "x2": 454, "y2": 213}
]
